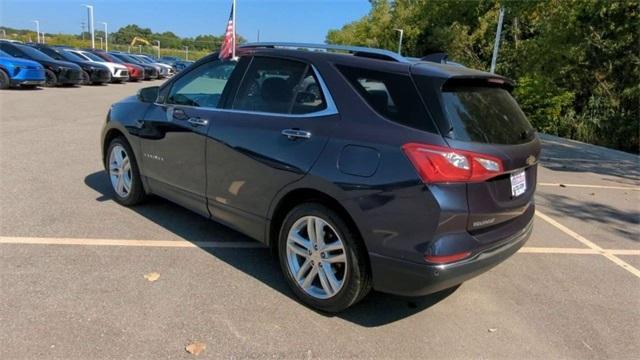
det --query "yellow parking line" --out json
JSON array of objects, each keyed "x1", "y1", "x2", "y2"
[
  {"x1": 0, "y1": 236, "x2": 266, "y2": 248},
  {"x1": 538, "y1": 183, "x2": 640, "y2": 191},
  {"x1": 535, "y1": 211, "x2": 640, "y2": 278},
  {"x1": 519, "y1": 247, "x2": 598, "y2": 254},
  {"x1": 608, "y1": 249, "x2": 640, "y2": 256}
]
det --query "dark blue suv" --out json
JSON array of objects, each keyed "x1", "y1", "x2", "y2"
[{"x1": 101, "y1": 43, "x2": 540, "y2": 312}]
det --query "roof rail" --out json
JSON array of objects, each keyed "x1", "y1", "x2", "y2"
[{"x1": 240, "y1": 42, "x2": 410, "y2": 63}]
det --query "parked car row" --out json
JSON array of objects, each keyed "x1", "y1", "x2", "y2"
[{"x1": 0, "y1": 40, "x2": 186, "y2": 89}]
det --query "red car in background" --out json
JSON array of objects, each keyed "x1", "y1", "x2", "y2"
[{"x1": 86, "y1": 49, "x2": 144, "y2": 81}]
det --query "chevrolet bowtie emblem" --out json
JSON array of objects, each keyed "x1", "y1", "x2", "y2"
[{"x1": 526, "y1": 155, "x2": 537, "y2": 166}]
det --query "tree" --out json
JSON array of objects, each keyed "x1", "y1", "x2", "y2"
[{"x1": 326, "y1": 0, "x2": 640, "y2": 152}]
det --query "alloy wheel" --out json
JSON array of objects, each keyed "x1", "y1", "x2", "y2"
[
  {"x1": 286, "y1": 216, "x2": 348, "y2": 299},
  {"x1": 108, "y1": 145, "x2": 132, "y2": 198}
]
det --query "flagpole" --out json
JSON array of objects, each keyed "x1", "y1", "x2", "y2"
[{"x1": 232, "y1": 0, "x2": 236, "y2": 59}]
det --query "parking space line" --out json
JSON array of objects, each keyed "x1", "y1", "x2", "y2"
[
  {"x1": 519, "y1": 247, "x2": 640, "y2": 256},
  {"x1": 537, "y1": 183, "x2": 640, "y2": 191},
  {"x1": 0, "y1": 236, "x2": 266, "y2": 249},
  {"x1": 519, "y1": 247, "x2": 599, "y2": 254},
  {"x1": 535, "y1": 210, "x2": 640, "y2": 278}
]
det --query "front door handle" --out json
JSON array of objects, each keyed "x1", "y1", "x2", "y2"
[
  {"x1": 281, "y1": 129, "x2": 311, "y2": 140},
  {"x1": 188, "y1": 117, "x2": 209, "y2": 127}
]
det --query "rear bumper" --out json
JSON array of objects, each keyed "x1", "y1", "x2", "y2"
[{"x1": 369, "y1": 215, "x2": 532, "y2": 297}]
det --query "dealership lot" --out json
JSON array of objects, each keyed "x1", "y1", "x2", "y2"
[{"x1": 1, "y1": 83, "x2": 638, "y2": 359}]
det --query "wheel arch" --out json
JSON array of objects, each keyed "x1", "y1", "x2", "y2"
[
  {"x1": 102, "y1": 128, "x2": 127, "y2": 167},
  {"x1": 267, "y1": 188, "x2": 371, "y2": 268}
]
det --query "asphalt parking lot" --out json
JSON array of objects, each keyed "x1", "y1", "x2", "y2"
[{"x1": 1, "y1": 82, "x2": 638, "y2": 359}]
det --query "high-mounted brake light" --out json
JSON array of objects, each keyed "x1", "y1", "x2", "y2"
[{"x1": 402, "y1": 143, "x2": 504, "y2": 183}]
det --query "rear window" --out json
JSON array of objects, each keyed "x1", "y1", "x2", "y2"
[
  {"x1": 440, "y1": 86, "x2": 534, "y2": 144},
  {"x1": 336, "y1": 65, "x2": 437, "y2": 133}
]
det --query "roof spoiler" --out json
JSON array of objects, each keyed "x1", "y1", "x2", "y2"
[{"x1": 421, "y1": 53, "x2": 448, "y2": 64}]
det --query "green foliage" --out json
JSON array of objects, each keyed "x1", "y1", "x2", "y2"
[{"x1": 327, "y1": 0, "x2": 640, "y2": 152}]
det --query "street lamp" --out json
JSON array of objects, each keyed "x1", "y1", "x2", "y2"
[
  {"x1": 97, "y1": 36, "x2": 103, "y2": 49},
  {"x1": 184, "y1": 46, "x2": 188, "y2": 61},
  {"x1": 82, "y1": 5, "x2": 95, "y2": 49},
  {"x1": 155, "y1": 40, "x2": 160, "y2": 59},
  {"x1": 101, "y1": 22, "x2": 108, "y2": 51},
  {"x1": 32, "y1": 20, "x2": 40, "y2": 43},
  {"x1": 394, "y1": 28, "x2": 404, "y2": 55}
]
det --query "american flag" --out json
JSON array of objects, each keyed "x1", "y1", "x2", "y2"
[{"x1": 219, "y1": 3, "x2": 235, "y2": 60}]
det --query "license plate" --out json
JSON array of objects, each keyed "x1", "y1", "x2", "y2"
[{"x1": 510, "y1": 170, "x2": 527, "y2": 197}]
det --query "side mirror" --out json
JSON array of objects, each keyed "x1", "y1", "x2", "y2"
[{"x1": 137, "y1": 86, "x2": 159, "y2": 103}]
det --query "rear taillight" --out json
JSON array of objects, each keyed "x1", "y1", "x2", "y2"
[{"x1": 402, "y1": 143, "x2": 504, "y2": 183}]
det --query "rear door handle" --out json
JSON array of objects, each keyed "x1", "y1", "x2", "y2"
[
  {"x1": 281, "y1": 129, "x2": 311, "y2": 140},
  {"x1": 188, "y1": 117, "x2": 209, "y2": 127}
]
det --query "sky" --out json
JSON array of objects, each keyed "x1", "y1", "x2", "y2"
[{"x1": 0, "y1": 0, "x2": 371, "y2": 43}]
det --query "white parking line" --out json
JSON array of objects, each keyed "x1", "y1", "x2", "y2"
[
  {"x1": 538, "y1": 183, "x2": 640, "y2": 191},
  {"x1": 0, "y1": 236, "x2": 266, "y2": 248},
  {"x1": 519, "y1": 247, "x2": 640, "y2": 256},
  {"x1": 535, "y1": 211, "x2": 640, "y2": 278}
]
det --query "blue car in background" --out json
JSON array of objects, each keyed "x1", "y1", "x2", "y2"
[{"x1": 0, "y1": 49, "x2": 45, "y2": 89}]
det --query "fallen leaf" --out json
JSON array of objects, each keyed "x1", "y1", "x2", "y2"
[
  {"x1": 185, "y1": 341, "x2": 206, "y2": 356},
  {"x1": 589, "y1": 192, "x2": 595, "y2": 196},
  {"x1": 488, "y1": 328, "x2": 497, "y2": 333},
  {"x1": 559, "y1": 184, "x2": 566, "y2": 188},
  {"x1": 144, "y1": 272, "x2": 160, "y2": 282}
]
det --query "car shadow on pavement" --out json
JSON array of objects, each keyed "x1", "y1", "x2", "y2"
[
  {"x1": 536, "y1": 192, "x2": 640, "y2": 242},
  {"x1": 539, "y1": 134, "x2": 640, "y2": 183},
  {"x1": 85, "y1": 171, "x2": 457, "y2": 326}
]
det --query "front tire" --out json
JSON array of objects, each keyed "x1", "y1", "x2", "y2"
[
  {"x1": 79, "y1": 70, "x2": 90, "y2": 85},
  {"x1": 106, "y1": 137, "x2": 146, "y2": 206},
  {"x1": 0, "y1": 69, "x2": 10, "y2": 89},
  {"x1": 44, "y1": 69, "x2": 57, "y2": 87},
  {"x1": 278, "y1": 203, "x2": 371, "y2": 312}
]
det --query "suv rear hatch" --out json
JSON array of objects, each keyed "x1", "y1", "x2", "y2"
[{"x1": 410, "y1": 63, "x2": 540, "y2": 240}]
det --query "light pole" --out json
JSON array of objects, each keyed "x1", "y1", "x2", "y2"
[
  {"x1": 97, "y1": 36, "x2": 103, "y2": 49},
  {"x1": 82, "y1": 5, "x2": 95, "y2": 49},
  {"x1": 490, "y1": 6, "x2": 505, "y2": 73},
  {"x1": 101, "y1": 22, "x2": 108, "y2": 51},
  {"x1": 155, "y1": 40, "x2": 160, "y2": 59},
  {"x1": 32, "y1": 20, "x2": 40, "y2": 43},
  {"x1": 393, "y1": 28, "x2": 404, "y2": 55},
  {"x1": 184, "y1": 46, "x2": 188, "y2": 61}
]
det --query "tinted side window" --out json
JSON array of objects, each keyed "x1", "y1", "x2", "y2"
[
  {"x1": 0, "y1": 44, "x2": 22, "y2": 57},
  {"x1": 167, "y1": 60, "x2": 236, "y2": 108},
  {"x1": 232, "y1": 57, "x2": 326, "y2": 114},
  {"x1": 337, "y1": 65, "x2": 436, "y2": 133}
]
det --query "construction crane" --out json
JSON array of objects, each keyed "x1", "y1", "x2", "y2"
[{"x1": 130, "y1": 36, "x2": 150, "y2": 47}]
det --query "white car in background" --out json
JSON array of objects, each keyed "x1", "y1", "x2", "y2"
[
  {"x1": 64, "y1": 49, "x2": 129, "y2": 83},
  {"x1": 131, "y1": 54, "x2": 174, "y2": 78}
]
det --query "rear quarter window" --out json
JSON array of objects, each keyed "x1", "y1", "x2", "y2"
[{"x1": 336, "y1": 65, "x2": 437, "y2": 133}]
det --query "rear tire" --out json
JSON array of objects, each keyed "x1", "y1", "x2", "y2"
[
  {"x1": 106, "y1": 137, "x2": 146, "y2": 206},
  {"x1": 44, "y1": 69, "x2": 57, "y2": 87},
  {"x1": 278, "y1": 203, "x2": 371, "y2": 312},
  {"x1": 0, "y1": 69, "x2": 11, "y2": 89}
]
